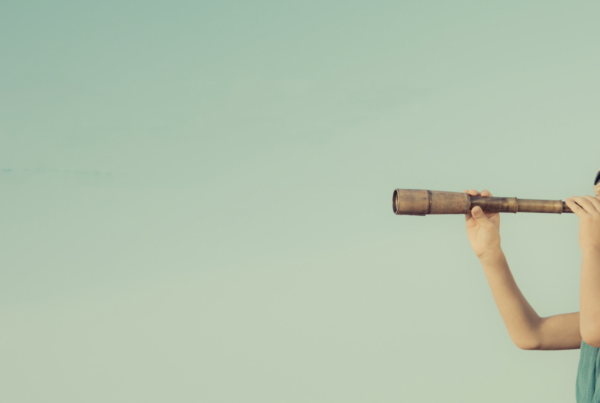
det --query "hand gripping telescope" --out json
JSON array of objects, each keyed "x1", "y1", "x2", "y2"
[
  {"x1": 393, "y1": 171, "x2": 600, "y2": 216},
  {"x1": 392, "y1": 190, "x2": 573, "y2": 216}
]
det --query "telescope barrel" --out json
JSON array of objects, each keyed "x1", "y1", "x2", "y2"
[{"x1": 392, "y1": 189, "x2": 573, "y2": 216}]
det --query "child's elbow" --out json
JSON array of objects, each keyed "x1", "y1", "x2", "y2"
[
  {"x1": 515, "y1": 340, "x2": 541, "y2": 350},
  {"x1": 513, "y1": 337, "x2": 541, "y2": 350}
]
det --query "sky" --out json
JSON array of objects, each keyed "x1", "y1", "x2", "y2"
[{"x1": 1, "y1": 1, "x2": 600, "y2": 402}]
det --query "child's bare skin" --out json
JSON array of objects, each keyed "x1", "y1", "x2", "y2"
[
  {"x1": 566, "y1": 195, "x2": 600, "y2": 348},
  {"x1": 463, "y1": 189, "x2": 600, "y2": 350}
]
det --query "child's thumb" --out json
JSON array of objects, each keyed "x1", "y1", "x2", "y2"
[{"x1": 471, "y1": 206, "x2": 490, "y2": 223}]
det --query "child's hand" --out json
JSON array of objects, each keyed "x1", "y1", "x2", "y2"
[
  {"x1": 464, "y1": 189, "x2": 502, "y2": 259},
  {"x1": 565, "y1": 196, "x2": 600, "y2": 252}
]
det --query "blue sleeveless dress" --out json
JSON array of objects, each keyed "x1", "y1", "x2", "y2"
[{"x1": 577, "y1": 340, "x2": 600, "y2": 402}]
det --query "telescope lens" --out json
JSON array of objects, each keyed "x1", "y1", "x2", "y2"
[{"x1": 393, "y1": 190, "x2": 398, "y2": 214}]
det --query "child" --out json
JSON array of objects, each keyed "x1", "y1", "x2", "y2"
[{"x1": 464, "y1": 178, "x2": 600, "y2": 402}]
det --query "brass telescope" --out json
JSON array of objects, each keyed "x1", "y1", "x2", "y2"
[{"x1": 392, "y1": 190, "x2": 574, "y2": 216}]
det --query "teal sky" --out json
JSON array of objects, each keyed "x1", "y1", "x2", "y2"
[{"x1": 1, "y1": 1, "x2": 600, "y2": 402}]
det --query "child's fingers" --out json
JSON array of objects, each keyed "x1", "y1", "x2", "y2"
[
  {"x1": 481, "y1": 189, "x2": 493, "y2": 197},
  {"x1": 570, "y1": 196, "x2": 597, "y2": 215},
  {"x1": 467, "y1": 189, "x2": 480, "y2": 196},
  {"x1": 566, "y1": 198, "x2": 588, "y2": 218},
  {"x1": 583, "y1": 195, "x2": 600, "y2": 213}
]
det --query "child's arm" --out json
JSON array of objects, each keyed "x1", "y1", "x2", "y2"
[
  {"x1": 566, "y1": 196, "x2": 600, "y2": 348},
  {"x1": 466, "y1": 190, "x2": 581, "y2": 350},
  {"x1": 478, "y1": 250, "x2": 581, "y2": 350}
]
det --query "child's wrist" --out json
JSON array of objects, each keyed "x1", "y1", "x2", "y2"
[{"x1": 478, "y1": 248, "x2": 505, "y2": 263}]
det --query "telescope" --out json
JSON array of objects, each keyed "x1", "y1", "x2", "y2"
[
  {"x1": 393, "y1": 171, "x2": 600, "y2": 216},
  {"x1": 392, "y1": 190, "x2": 574, "y2": 216}
]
